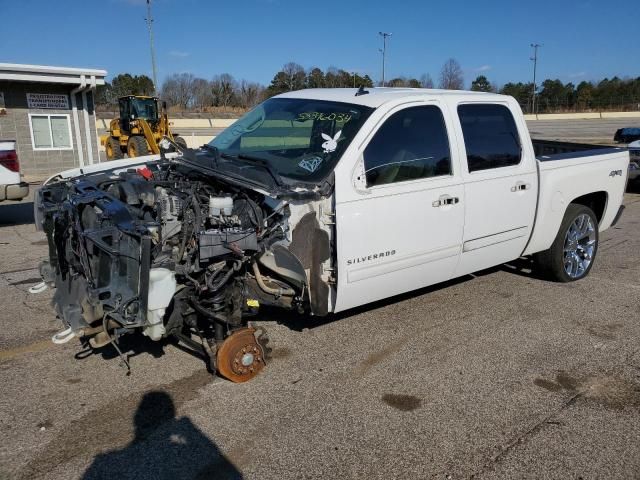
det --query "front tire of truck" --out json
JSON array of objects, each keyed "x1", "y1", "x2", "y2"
[{"x1": 534, "y1": 204, "x2": 599, "y2": 282}]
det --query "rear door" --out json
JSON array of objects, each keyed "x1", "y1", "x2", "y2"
[
  {"x1": 454, "y1": 102, "x2": 538, "y2": 276},
  {"x1": 334, "y1": 102, "x2": 465, "y2": 312}
]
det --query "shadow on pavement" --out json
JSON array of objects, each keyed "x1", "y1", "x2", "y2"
[
  {"x1": 82, "y1": 391, "x2": 242, "y2": 480},
  {"x1": 500, "y1": 256, "x2": 548, "y2": 280},
  {"x1": 276, "y1": 273, "x2": 478, "y2": 332},
  {"x1": 0, "y1": 201, "x2": 34, "y2": 226},
  {"x1": 276, "y1": 258, "x2": 548, "y2": 332},
  {"x1": 74, "y1": 332, "x2": 171, "y2": 365}
]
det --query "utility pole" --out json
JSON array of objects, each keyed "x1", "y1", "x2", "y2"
[
  {"x1": 530, "y1": 43, "x2": 541, "y2": 115},
  {"x1": 379, "y1": 32, "x2": 392, "y2": 87},
  {"x1": 146, "y1": 0, "x2": 158, "y2": 95}
]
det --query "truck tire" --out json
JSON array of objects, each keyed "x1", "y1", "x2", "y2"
[
  {"x1": 534, "y1": 204, "x2": 599, "y2": 282},
  {"x1": 105, "y1": 137, "x2": 123, "y2": 160},
  {"x1": 127, "y1": 136, "x2": 149, "y2": 158},
  {"x1": 174, "y1": 136, "x2": 188, "y2": 149}
]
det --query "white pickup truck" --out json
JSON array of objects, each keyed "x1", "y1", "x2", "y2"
[
  {"x1": 0, "y1": 140, "x2": 29, "y2": 202},
  {"x1": 35, "y1": 88, "x2": 629, "y2": 382}
]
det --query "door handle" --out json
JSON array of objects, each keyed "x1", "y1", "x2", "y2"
[
  {"x1": 432, "y1": 194, "x2": 460, "y2": 207},
  {"x1": 511, "y1": 181, "x2": 531, "y2": 192}
]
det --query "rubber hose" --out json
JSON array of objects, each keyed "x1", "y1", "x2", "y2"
[{"x1": 252, "y1": 261, "x2": 295, "y2": 297}]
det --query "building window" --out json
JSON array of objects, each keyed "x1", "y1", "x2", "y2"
[{"x1": 28, "y1": 114, "x2": 73, "y2": 150}]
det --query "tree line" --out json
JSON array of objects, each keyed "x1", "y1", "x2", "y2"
[
  {"x1": 501, "y1": 77, "x2": 640, "y2": 113},
  {"x1": 96, "y1": 59, "x2": 640, "y2": 113}
]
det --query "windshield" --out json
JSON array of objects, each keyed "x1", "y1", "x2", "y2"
[
  {"x1": 131, "y1": 98, "x2": 158, "y2": 121},
  {"x1": 209, "y1": 98, "x2": 374, "y2": 182}
]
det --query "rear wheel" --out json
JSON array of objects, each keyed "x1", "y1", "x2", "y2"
[
  {"x1": 127, "y1": 136, "x2": 149, "y2": 158},
  {"x1": 534, "y1": 204, "x2": 599, "y2": 282},
  {"x1": 105, "y1": 137, "x2": 123, "y2": 160}
]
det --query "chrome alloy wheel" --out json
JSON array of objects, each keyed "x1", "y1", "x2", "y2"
[{"x1": 563, "y1": 213, "x2": 596, "y2": 279}]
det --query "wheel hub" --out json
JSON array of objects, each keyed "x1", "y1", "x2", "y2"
[
  {"x1": 216, "y1": 327, "x2": 266, "y2": 383},
  {"x1": 563, "y1": 213, "x2": 596, "y2": 279},
  {"x1": 241, "y1": 352, "x2": 255, "y2": 366}
]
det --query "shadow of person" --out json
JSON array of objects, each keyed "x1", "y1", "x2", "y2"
[{"x1": 83, "y1": 391, "x2": 242, "y2": 480}]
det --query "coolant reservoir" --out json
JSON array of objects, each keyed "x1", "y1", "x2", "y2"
[
  {"x1": 144, "y1": 268, "x2": 176, "y2": 341},
  {"x1": 209, "y1": 196, "x2": 233, "y2": 217}
]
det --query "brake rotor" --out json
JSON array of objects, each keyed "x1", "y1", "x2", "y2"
[{"x1": 216, "y1": 327, "x2": 266, "y2": 383}]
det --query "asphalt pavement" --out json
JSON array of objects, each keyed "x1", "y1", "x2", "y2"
[
  {"x1": 527, "y1": 117, "x2": 638, "y2": 145},
  {"x1": 1, "y1": 183, "x2": 639, "y2": 479}
]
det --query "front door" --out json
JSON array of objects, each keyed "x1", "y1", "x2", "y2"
[
  {"x1": 454, "y1": 102, "x2": 538, "y2": 277},
  {"x1": 334, "y1": 103, "x2": 465, "y2": 313}
]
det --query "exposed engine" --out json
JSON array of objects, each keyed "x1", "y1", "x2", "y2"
[{"x1": 35, "y1": 157, "x2": 326, "y2": 382}]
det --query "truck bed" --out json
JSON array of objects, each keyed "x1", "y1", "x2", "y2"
[{"x1": 532, "y1": 139, "x2": 623, "y2": 161}]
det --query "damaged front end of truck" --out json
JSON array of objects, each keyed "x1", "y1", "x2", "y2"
[{"x1": 34, "y1": 96, "x2": 373, "y2": 382}]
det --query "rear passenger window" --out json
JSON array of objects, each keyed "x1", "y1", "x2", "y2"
[
  {"x1": 458, "y1": 104, "x2": 521, "y2": 172},
  {"x1": 364, "y1": 106, "x2": 451, "y2": 187}
]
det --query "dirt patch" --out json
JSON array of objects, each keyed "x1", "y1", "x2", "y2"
[
  {"x1": 586, "y1": 323, "x2": 623, "y2": 340},
  {"x1": 534, "y1": 371, "x2": 640, "y2": 410},
  {"x1": 358, "y1": 337, "x2": 408, "y2": 376},
  {"x1": 555, "y1": 372, "x2": 579, "y2": 391},
  {"x1": 36, "y1": 420, "x2": 53, "y2": 430},
  {"x1": 382, "y1": 394, "x2": 422, "y2": 412},
  {"x1": 0, "y1": 339, "x2": 54, "y2": 363},
  {"x1": 533, "y1": 378, "x2": 563, "y2": 392},
  {"x1": 269, "y1": 347, "x2": 291, "y2": 360},
  {"x1": 581, "y1": 376, "x2": 640, "y2": 409},
  {"x1": 19, "y1": 368, "x2": 214, "y2": 479},
  {"x1": 8, "y1": 277, "x2": 42, "y2": 286},
  {"x1": 66, "y1": 378, "x2": 82, "y2": 385}
]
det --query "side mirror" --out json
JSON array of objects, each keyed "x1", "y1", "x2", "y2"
[
  {"x1": 352, "y1": 154, "x2": 370, "y2": 194},
  {"x1": 162, "y1": 101, "x2": 167, "y2": 111}
]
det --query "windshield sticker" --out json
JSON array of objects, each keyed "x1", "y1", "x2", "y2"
[
  {"x1": 321, "y1": 130, "x2": 342, "y2": 154},
  {"x1": 298, "y1": 156, "x2": 323, "y2": 173},
  {"x1": 296, "y1": 112, "x2": 353, "y2": 123}
]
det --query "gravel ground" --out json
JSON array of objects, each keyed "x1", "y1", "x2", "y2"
[{"x1": 0, "y1": 185, "x2": 639, "y2": 479}]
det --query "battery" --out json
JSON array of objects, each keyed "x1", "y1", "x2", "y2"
[{"x1": 198, "y1": 228, "x2": 258, "y2": 260}]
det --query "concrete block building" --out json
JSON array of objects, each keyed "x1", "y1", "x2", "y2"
[{"x1": 0, "y1": 63, "x2": 107, "y2": 180}]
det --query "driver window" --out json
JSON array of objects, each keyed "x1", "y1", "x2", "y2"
[{"x1": 364, "y1": 106, "x2": 451, "y2": 187}]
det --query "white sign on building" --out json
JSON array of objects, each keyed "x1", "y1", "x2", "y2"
[{"x1": 27, "y1": 93, "x2": 69, "y2": 110}]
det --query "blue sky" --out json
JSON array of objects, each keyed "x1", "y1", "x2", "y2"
[{"x1": 1, "y1": 0, "x2": 637, "y2": 88}]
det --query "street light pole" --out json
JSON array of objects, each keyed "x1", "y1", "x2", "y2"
[
  {"x1": 379, "y1": 32, "x2": 392, "y2": 87},
  {"x1": 146, "y1": 0, "x2": 159, "y2": 95},
  {"x1": 530, "y1": 43, "x2": 541, "y2": 115}
]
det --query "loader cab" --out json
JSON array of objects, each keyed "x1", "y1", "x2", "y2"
[{"x1": 118, "y1": 96, "x2": 159, "y2": 132}]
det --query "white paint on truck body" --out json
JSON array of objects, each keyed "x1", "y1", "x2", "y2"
[
  {"x1": 44, "y1": 88, "x2": 630, "y2": 316},
  {"x1": 275, "y1": 89, "x2": 629, "y2": 313}
]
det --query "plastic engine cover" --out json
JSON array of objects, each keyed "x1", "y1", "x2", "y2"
[{"x1": 199, "y1": 229, "x2": 259, "y2": 260}]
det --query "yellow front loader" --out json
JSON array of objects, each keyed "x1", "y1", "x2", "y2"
[{"x1": 101, "y1": 95, "x2": 187, "y2": 160}]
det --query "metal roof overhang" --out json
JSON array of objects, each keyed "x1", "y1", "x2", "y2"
[{"x1": 0, "y1": 63, "x2": 107, "y2": 85}]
